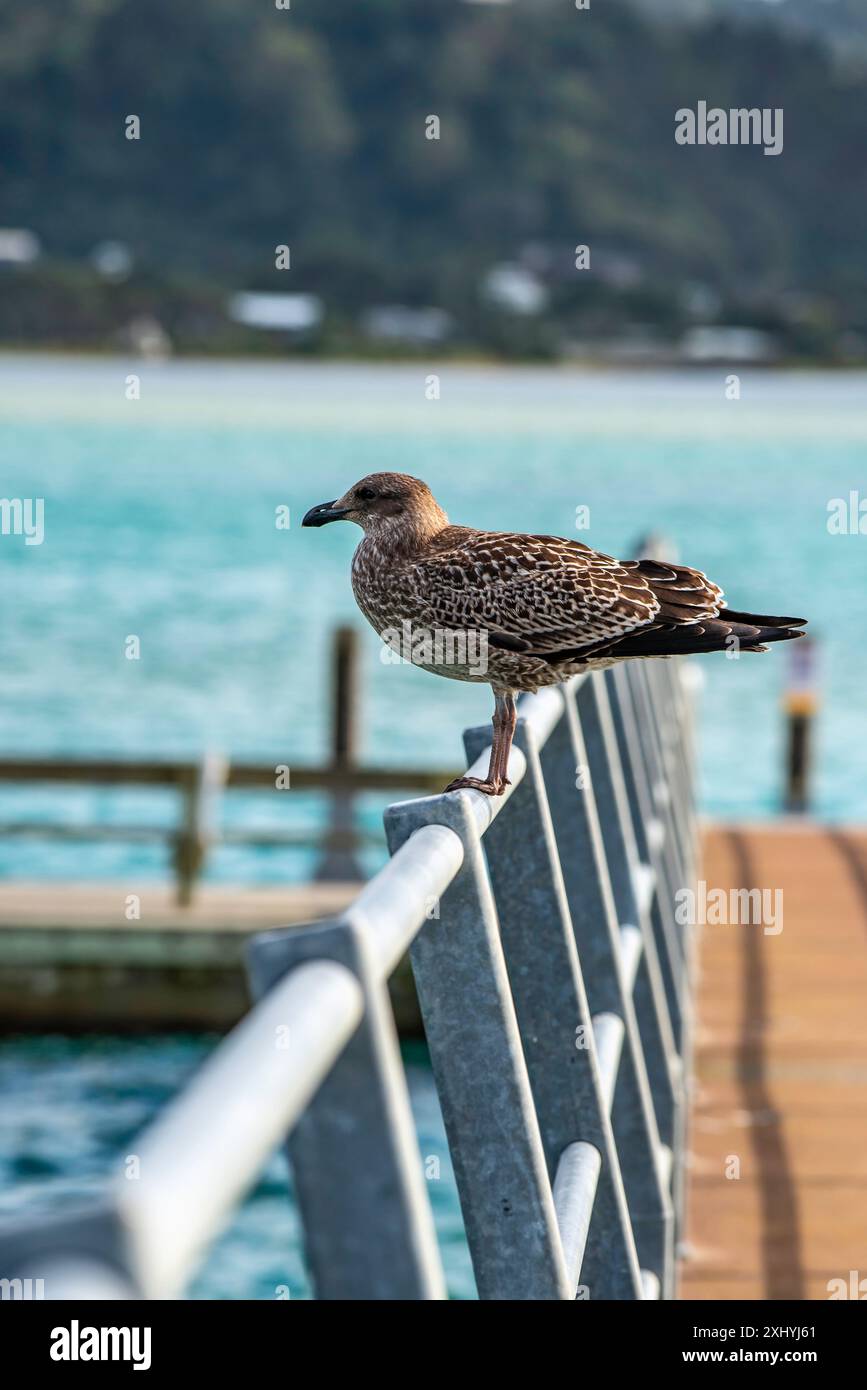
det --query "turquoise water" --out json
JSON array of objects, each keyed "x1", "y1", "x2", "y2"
[
  {"x1": 1, "y1": 355, "x2": 865, "y2": 1296},
  {"x1": 2, "y1": 355, "x2": 865, "y2": 862},
  {"x1": 0, "y1": 1033, "x2": 475, "y2": 1299}
]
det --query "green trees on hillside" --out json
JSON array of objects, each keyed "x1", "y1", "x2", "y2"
[{"x1": 0, "y1": 0, "x2": 864, "y2": 354}]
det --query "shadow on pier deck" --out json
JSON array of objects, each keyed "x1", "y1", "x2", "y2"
[{"x1": 682, "y1": 823, "x2": 867, "y2": 1301}]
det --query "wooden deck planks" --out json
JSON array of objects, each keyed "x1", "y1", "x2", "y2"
[{"x1": 681, "y1": 823, "x2": 867, "y2": 1301}]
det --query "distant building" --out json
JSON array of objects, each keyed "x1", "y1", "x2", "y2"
[
  {"x1": 119, "y1": 315, "x2": 172, "y2": 360},
  {"x1": 0, "y1": 229, "x2": 40, "y2": 266},
  {"x1": 91, "y1": 241, "x2": 134, "y2": 280},
  {"x1": 361, "y1": 305, "x2": 452, "y2": 345},
  {"x1": 680, "y1": 325, "x2": 778, "y2": 364},
  {"x1": 228, "y1": 292, "x2": 323, "y2": 333},
  {"x1": 482, "y1": 264, "x2": 548, "y2": 315}
]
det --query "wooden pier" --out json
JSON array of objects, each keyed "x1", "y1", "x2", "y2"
[
  {"x1": 681, "y1": 822, "x2": 867, "y2": 1301},
  {"x1": 0, "y1": 880, "x2": 360, "y2": 1031},
  {"x1": 1, "y1": 819, "x2": 865, "y2": 1300}
]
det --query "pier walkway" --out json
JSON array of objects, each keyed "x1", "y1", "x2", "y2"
[
  {"x1": 682, "y1": 822, "x2": 867, "y2": 1301},
  {"x1": 2, "y1": 816, "x2": 865, "y2": 1299}
]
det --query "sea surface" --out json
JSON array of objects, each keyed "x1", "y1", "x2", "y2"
[{"x1": 1, "y1": 356, "x2": 865, "y2": 1297}]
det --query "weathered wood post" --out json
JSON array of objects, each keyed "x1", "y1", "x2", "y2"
[
  {"x1": 783, "y1": 635, "x2": 818, "y2": 814},
  {"x1": 173, "y1": 753, "x2": 228, "y2": 905},
  {"x1": 314, "y1": 627, "x2": 364, "y2": 881}
]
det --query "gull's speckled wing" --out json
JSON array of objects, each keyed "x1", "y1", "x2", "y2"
[{"x1": 405, "y1": 527, "x2": 725, "y2": 658}]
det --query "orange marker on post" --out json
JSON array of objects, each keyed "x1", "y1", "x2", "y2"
[{"x1": 784, "y1": 635, "x2": 818, "y2": 813}]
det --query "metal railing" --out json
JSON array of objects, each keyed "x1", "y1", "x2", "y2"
[{"x1": 0, "y1": 657, "x2": 697, "y2": 1300}]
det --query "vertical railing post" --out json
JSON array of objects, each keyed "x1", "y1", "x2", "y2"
[
  {"x1": 0, "y1": 1201, "x2": 139, "y2": 1300},
  {"x1": 636, "y1": 659, "x2": 698, "y2": 1255},
  {"x1": 653, "y1": 666, "x2": 696, "y2": 890},
  {"x1": 579, "y1": 674, "x2": 682, "y2": 1161},
  {"x1": 608, "y1": 661, "x2": 698, "y2": 1258},
  {"x1": 386, "y1": 791, "x2": 572, "y2": 1300},
  {"x1": 607, "y1": 664, "x2": 685, "y2": 1042},
  {"x1": 651, "y1": 658, "x2": 698, "y2": 854},
  {"x1": 463, "y1": 707, "x2": 643, "y2": 1299},
  {"x1": 540, "y1": 684, "x2": 674, "y2": 1296},
  {"x1": 628, "y1": 661, "x2": 696, "y2": 1035},
  {"x1": 247, "y1": 919, "x2": 446, "y2": 1300},
  {"x1": 629, "y1": 662, "x2": 690, "y2": 906}
]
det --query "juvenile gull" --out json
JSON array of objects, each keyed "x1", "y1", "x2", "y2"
[{"x1": 303, "y1": 473, "x2": 806, "y2": 796}]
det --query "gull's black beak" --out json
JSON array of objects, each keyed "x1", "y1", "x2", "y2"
[{"x1": 302, "y1": 500, "x2": 350, "y2": 528}]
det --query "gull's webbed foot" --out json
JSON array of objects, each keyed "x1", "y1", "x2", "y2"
[{"x1": 444, "y1": 775, "x2": 510, "y2": 798}]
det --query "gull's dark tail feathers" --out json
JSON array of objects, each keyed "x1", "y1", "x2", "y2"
[{"x1": 606, "y1": 609, "x2": 807, "y2": 660}]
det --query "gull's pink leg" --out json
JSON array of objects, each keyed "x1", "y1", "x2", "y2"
[{"x1": 445, "y1": 690, "x2": 517, "y2": 797}]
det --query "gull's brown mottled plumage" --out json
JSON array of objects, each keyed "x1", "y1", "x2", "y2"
[{"x1": 303, "y1": 472, "x2": 807, "y2": 796}]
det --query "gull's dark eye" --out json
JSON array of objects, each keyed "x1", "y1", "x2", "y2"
[{"x1": 356, "y1": 487, "x2": 377, "y2": 502}]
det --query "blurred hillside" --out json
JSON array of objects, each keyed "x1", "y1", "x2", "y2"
[
  {"x1": 0, "y1": 0, "x2": 865, "y2": 360},
  {"x1": 631, "y1": 0, "x2": 867, "y2": 58}
]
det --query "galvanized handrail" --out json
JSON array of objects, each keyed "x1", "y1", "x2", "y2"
[{"x1": 0, "y1": 659, "x2": 696, "y2": 1301}]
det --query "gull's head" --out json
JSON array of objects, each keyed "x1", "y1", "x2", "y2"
[{"x1": 302, "y1": 472, "x2": 447, "y2": 540}]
